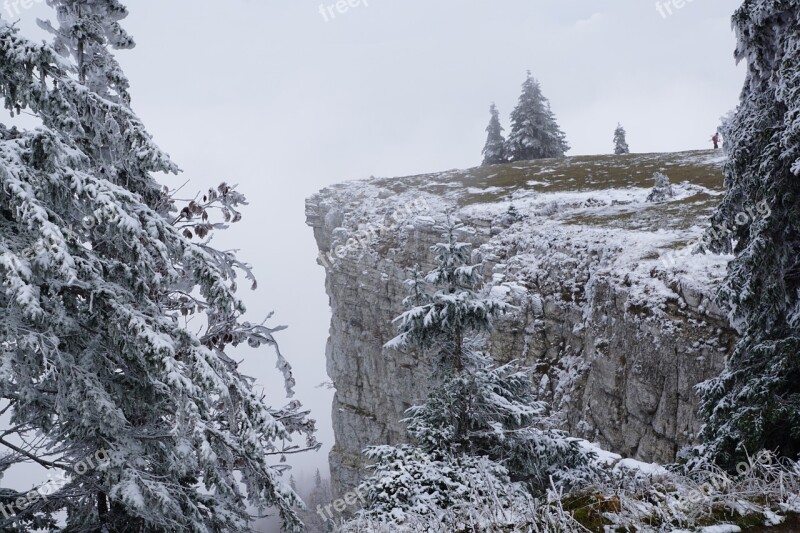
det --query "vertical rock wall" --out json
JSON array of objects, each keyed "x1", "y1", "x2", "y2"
[{"x1": 307, "y1": 153, "x2": 735, "y2": 498}]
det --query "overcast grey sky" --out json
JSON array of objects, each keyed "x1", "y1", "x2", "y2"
[{"x1": 7, "y1": 0, "x2": 745, "y2": 503}]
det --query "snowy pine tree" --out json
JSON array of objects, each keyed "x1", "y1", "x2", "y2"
[
  {"x1": 356, "y1": 447, "x2": 520, "y2": 524},
  {"x1": 646, "y1": 172, "x2": 674, "y2": 202},
  {"x1": 481, "y1": 103, "x2": 507, "y2": 166},
  {"x1": 699, "y1": 0, "x2": 800, "y2": 468},
  {"x1": 38, "y1": 0, "x2": 135, "y2": 105},
  {"x1": 402, "y1": 350, "x2": 593, "y2": 491},
  {"x1": 355, "y1": 218, "x2": 594, "y2": 524},
  {"x1": 614, "y1": 123, "x2": 630, "y2": 155},
  {"x1": 35, "y1": 0, "x2": 166, "y2": 210},
  {"x1": 506, "y1": 71, "x2": 569, "y2": 161},
  {"x1": 297, "y1": 470, "x2": 333, "y2": 533},
  {"x1": 0, "y1": 6, "x2": 316, "y2": 532},
  {"x1": 385, "y1": 218, "x2": 508, "y2": 371}
]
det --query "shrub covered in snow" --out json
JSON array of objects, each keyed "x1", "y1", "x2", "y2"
[
  {"x1": 338, "y1": 449, "x2": 800, "y2": 532},
  {"x1": 647, "y1": 172, "x2": 675, "y2": 202},
  {"x1": 354, "y1": 448, "x2": 521, "y2": 524}
]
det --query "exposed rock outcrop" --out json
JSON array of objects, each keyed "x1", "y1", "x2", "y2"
[{"x1": 306, "y1": 151, "x2": 736, "y2": 498}]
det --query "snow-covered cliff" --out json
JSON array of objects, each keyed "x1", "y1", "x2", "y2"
[{"x1": 306, "y1": 150, "x2": 736, "y2": 499}]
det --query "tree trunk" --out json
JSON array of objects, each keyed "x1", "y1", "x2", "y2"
[{"x1": 97, "y1": 491, "x2": 109, "y2": 526}]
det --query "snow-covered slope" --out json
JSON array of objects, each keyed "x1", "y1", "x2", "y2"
[{"x1": 306, "y1": 150, "x2": 735, "y2": 499}]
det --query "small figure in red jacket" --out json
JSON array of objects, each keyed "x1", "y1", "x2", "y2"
[{"x1": 712, "y1": 132, "x2": 721, "y2": 149}]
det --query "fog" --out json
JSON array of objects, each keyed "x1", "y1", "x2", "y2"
[{"x1": 2, "y1": 1, "x2": 745, "y2": 528}]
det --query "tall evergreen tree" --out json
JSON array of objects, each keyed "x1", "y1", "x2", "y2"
[
  {"x1": 38, "y1": 0, "x2": 134, "y2": 104},
  {"x1": 0, "y1": 5, "x2": 316, "y2": 532},
  {"x1": 506, "y1": 71, "x2": 569, "y2": 161},
  {"x1": 36, "y1": 0, "x2": 165, "y2": 210},
  {"x1": 297, "y1": 469, "x2": 332, "y2": 533},
  {"x1": 386, "y1": 218, "x2": 508, "y2": 371},
  {"x1": 481, "y1": 103, "x2": 507, "y2": 166},
  {"x1": 699, "y1": 0, "x2": 800, "y2": 469},
  {"x1": 614, "y1": 123, "x2": 630, "y2": 155},
  {"x1": 356, "y1": 219, "x2": 594, "y2": 523}
]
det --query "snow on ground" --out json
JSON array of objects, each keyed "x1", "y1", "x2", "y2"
[
  {"x1": 672, "y1": 526, "x2": 742, "y2": 533},
  {"x1": 578, "y1": 440, "x2": 670, "y2": 476},
  {"x1": 461, "y1": 181, "x2": 714, "y2": 220},
  {"x1": 315, "y1": 149, "x2": 730, "y2": 319}
]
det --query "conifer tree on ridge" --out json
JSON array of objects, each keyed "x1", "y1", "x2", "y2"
[
  {"x1": 506, "y1": 71, "x2": 570, "y2": 161},
  {"x1": 614, "y1": 123, "x2": 630, "y2": 155},
  {"x1": 482, "y1": 102, "x2": 507, "y2": 166}
]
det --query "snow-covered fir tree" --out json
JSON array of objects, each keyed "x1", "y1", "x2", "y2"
[
  {"x1": 36, "y1": 0, "x2": 164, "y2": 210},
  {"x1": 355, "y1": 447, "x2": 521, "y2": 525},
  {"x1": 38, "y1": 0, "x2": 135, "y2": 105},
  {"x1": 481, "y1": 103, "x2": 507, "y2": 166},
  {"x1": 297, "y1": 470, "x2": 333, "y2": 532},
  {"x1": 353, "y1": 218, "x2": 595, "y2": 525},
  {"x1": 699, "y1": 0, "x2": 800, "y2": 468},
  {"x1": 505, "y1": 71, "x2": 570, "y2": 161},
  {"x1": 402, "y1": 348, "x2": 594, "y2": 491},
  {"x1": 0, "y1": 5, "x2": 317, "y2": 532},
  {"x1": 614, "y1": 123, "x2": 630, "y2": 154},
  {"x1": 385, "y1": 218, "x2": 509, "y2": 370},
  {"x1": 646, "y1": 172, "x2": 674, "y2": 202}
]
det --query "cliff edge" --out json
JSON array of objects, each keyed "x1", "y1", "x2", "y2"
[{"x1": 306, "y1": 150, "x2": 736, "y2": 498}]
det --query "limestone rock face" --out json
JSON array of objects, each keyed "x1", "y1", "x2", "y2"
[{"x1": 306, "y1": 151, "x2": 736, "y2": 498}]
